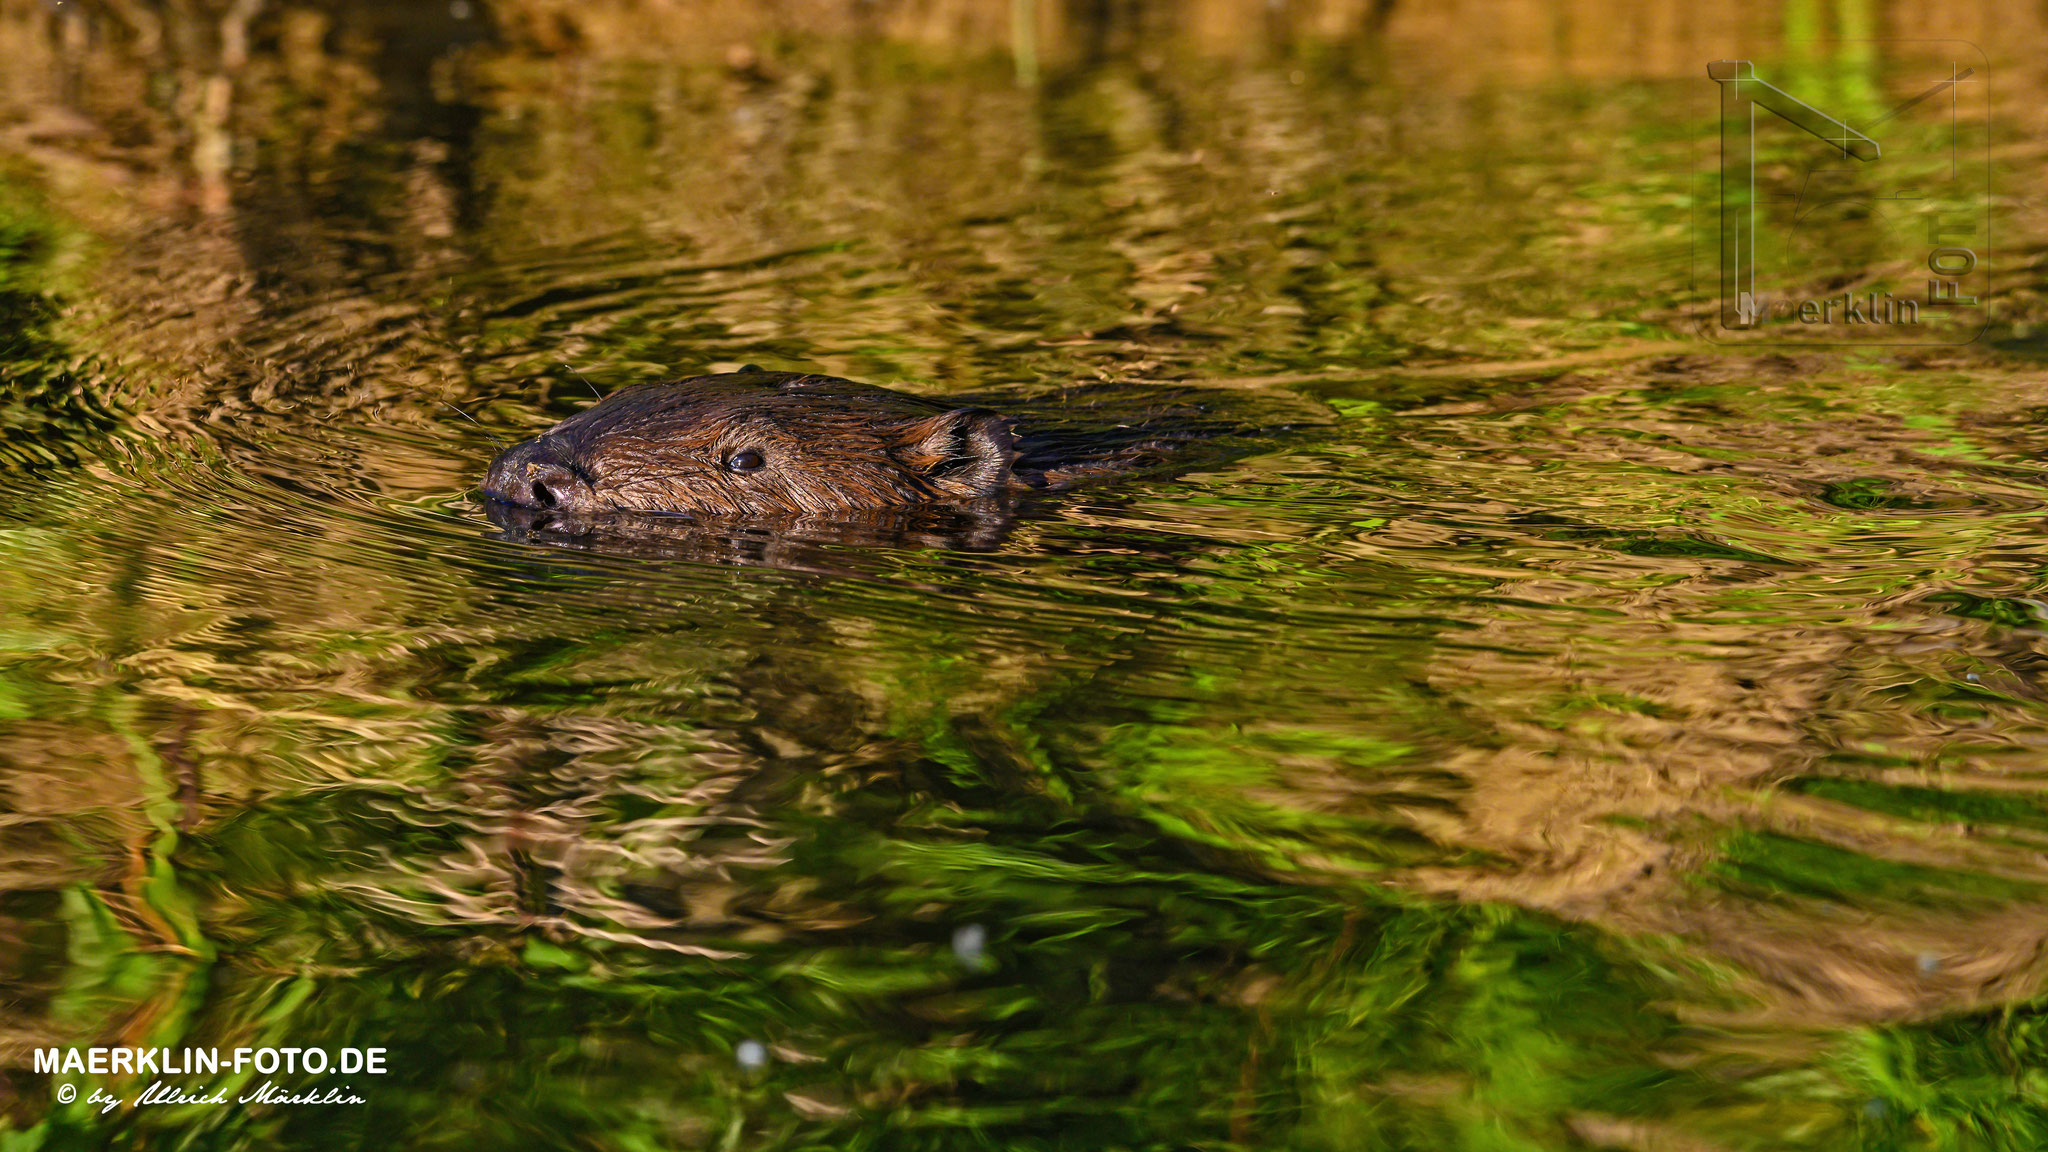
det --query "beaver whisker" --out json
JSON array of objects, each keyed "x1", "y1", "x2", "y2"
[
  {"x1": 560, "y1": 362, "x2": 603, "y2": 401},
  {"x1": 440, "y1": 401, "x2": 507, "y2": 449}
]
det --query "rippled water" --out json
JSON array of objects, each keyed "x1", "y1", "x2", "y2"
[{"x1": 7, "y1": 3, "x2": 2048, "y2": 1148}]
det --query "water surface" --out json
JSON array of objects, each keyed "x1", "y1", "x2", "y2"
[{"x1": 5, "y1": 3, "x2": 2048, "y2": 1148}]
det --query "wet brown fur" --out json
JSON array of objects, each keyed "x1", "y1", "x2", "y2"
[{"x1": 481, "y1": 371, "x2": 1018, "y2": 519}]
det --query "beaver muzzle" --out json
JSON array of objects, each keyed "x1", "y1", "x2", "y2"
[{"x1": 481, "y1": 435, "x2": 604, "y2": 513}]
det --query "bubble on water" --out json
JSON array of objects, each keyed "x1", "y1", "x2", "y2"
[
  {"x1": 1917, "y1": 952, "x2": 1941, "y2": 975},
  {"x1": 735, "y1": 1040, "x2": 768, "y2": 1069},
  {"x1": 952, "y1": 923, "x2": 988, "y2": 967},
  {"x1": 450, "y1": 0, "x2": 472, "y2": 18},
  {"x1": 1863, "y1": 1098, "x2": 1889, "y2": 1120}
]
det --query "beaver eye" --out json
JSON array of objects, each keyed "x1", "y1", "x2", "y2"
[{"x1": 725, "y1": 448, "x2": 765, "y2": 473}]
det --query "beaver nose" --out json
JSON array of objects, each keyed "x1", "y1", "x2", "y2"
[
  {"x1": 481, "y1": 437, "x2": 600, "y2": 512},
  {"x1": 522, "y1": 463, "x2": 587, "y2": 510}
]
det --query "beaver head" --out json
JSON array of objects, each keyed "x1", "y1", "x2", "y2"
[{"x1": 479, "y1": 371, "x2": 1016, "y2": 519}]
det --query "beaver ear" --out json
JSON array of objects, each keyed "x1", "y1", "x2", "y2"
[{"x1": 891, "y1": 408, "x2": 1015, "y2": 496}]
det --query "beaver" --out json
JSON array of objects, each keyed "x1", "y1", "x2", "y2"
[{"x1": 480, "y1": 368, "x2": 1169, "y2": 522}]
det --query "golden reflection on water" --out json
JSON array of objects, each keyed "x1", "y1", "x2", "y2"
[{"x1": 4, "y1": 1, "x2": 2048, "y2": 1147}]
